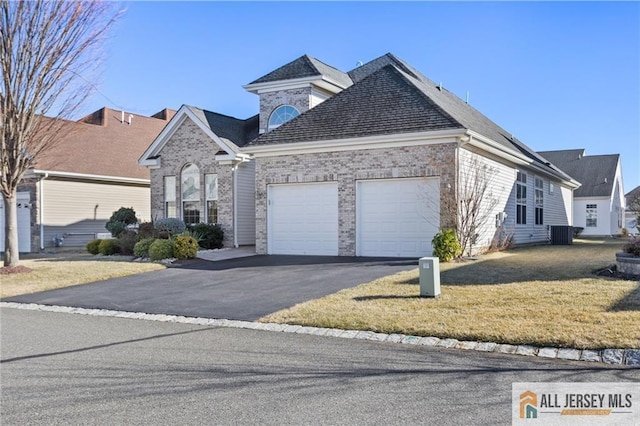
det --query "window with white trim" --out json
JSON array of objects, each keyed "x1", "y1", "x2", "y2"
[
  {"x1": 164, "y1": 176, "x2": 176, "y2": 218},
  {"x1": 268, "y1": 105, "x2": 299, "y2": 130},
  {"x1": 516, "y1": 171, "x2": 527, "y2": 225},
  {"x1": 535, "y1": 177, "x2": 544, "y2": 226},
  {"x1": 586, "y1": 204, "x2": 597, "y2": 227},
  {"x1": 205, "y1": 173, "x2": 218, "y2": 224},
  {"x1": 181, "y1": 163, "x2": 200, "y2": 225}
]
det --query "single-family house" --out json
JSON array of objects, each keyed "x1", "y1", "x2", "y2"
[
  {"x1": 625, "y1": 186, "x2": 640, "y2": 233},
  {"x1": 538, "y1": 149, "x2": 625, "y2": 236},
  {"x1": 1, "y1": 107, "x2": 173, "y2": 252},
  {"x1": 140, "y1": 53, "x2": 580, "y2": 257}
]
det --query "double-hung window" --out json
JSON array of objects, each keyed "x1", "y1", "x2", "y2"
[
  {"x1": 164, "y1": 176, "x2": 176, "y2": 218},
  {"x1": 586, "y1": 204, "x2": 597, "y2": 227},
  {"x1": 205, "y1": 174, "x2": 218, "y2": 224},
  {"x1": 516, "y1": 171, "x2": 527, "y2": 225},
  {"x1": 534, "y1": 177, "x2": 544, "y2": 226}
]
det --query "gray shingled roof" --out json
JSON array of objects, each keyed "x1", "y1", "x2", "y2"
[
  {"x1": 538, "y1": 149, "x2": 619, "y2": 197},
  {"x1": 249, "y1": 55, "x2": 352, "y2": 88},
  {"x1": 626, "y1": 185, "x2": 640, "y2": 210},
  {"x1": 186, "y1": 106, "x2": 259, "y2": 148},
  {"x1": 248, "y1": 64, "x2": 464, "y2": 145},
  {"x1": 246, "y1": 53, "x2": 576, "y2": 183}
]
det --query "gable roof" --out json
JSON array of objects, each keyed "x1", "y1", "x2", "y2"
[
  {"x1": 248, "y1": 54, "x2": 352, "y2": 88},
  {"x1": 34, "y1": 107, "x2": 171, "y2": 180},
  {"x1": 538, "y1": 149, "x2": 620, "y2": 197},
  {"x1": 626, "y1": 185, "x2": 640, "y2": 210},
  {"x1": 139, "y1": 105, "x2": 258, "y2": 166},
  {"x1": 246, "y1": 53, "x2": 576, "y2": 184}
]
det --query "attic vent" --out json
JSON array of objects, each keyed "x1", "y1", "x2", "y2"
[{"x1": 356, "y1": 60, "x2": 363, "y2": 67}]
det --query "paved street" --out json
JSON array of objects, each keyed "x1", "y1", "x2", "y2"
[{"x1": 2, "y1": 308, "x2": 638, "y2": 425}]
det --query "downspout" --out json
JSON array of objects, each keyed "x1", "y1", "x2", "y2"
[
  {"x1": 232, "y1": 163, "x2": 239, "y2": 248},
  {"x1": 39, "y1": 173, "x2": 48, "y2": 250}
]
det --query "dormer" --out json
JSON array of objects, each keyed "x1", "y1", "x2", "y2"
[{"x1": 243, "y1": 55, "x2": 352, "y2": 134}]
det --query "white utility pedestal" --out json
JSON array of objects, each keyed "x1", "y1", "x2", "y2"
[{"x1": 419, "y1": 257, "x2": 441, "y2": 298}]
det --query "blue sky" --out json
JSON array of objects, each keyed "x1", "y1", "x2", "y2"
[{"x1": 82, "y1": 1, "x2": 640, "y2": 190}]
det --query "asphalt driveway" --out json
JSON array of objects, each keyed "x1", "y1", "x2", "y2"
[{"x1": 3, "y1": 255, "x2": 418, "y2": 321}]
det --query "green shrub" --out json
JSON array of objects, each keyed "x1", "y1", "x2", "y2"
[
  {"x1": 155, "y1": 218, "x2": 186, "y2": 237},
  {"x1": 432, "y1": 229, "x2": 461, "y2": 262},
  {"x1": 173, "y1": 235, "x2": 199, "y2": 259},
  {"x1": 188, "y1": 223, "x2": 224, "y2": 249},
  {"x1": 148, "y1": 239, "x2": 174, "y2": 261},
  {"x1": 106, "y1": 207, "x2": 138, "y2": 237},
  {"x1": 98, "y1": 238, "x2": 120, "y2": 256},
  {"x1": 134, "y1": 238, "x2": 156, "y2": 258},
  {"x1": 117, "y1": 231, "x2": 137, "y2": 256},
  {"x1": 86, "y1": 239, "x2": 101, "y2": 255}
]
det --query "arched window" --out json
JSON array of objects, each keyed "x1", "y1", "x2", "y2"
[
  {"x1": 181, "y1": 163, "x2": 200, "y2": 225},
  {"x1": 268, "y1": 105, "x2": 299, "y2": 130}
]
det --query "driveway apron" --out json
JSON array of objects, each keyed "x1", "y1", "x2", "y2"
[{"x1": 3, "y1": 255, "x2": 418, "y2": 321}]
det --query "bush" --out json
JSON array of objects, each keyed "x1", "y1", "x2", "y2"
[
  {"x1": 117, "y1": 231, "x2": 137, "y2": 256},
  {"x1": 106, "y1": 207, "x2": 138, "y2": 237},
  {"x1": 188, "y1": 223, "x2": 224, "y2": 249},
  {"x1": 134, "y1": 238, "x2": 156, "y2": 258},
  {"x1": 148, "y1": 239, "x2": 174, "y2": 261},
  {"x1": 573, "y1": 227, "x2": 584, "y2": 238},
  {"x1": 432, "y1": 229, "x2": 461, "y2": 262},
  {"x1": 173, "y1": 235, "x2": 199, "y2": 259},
  {"x1": 86, "y1": 239, "x2": 101, "y2": 255},
  {"x1": 155, "y1": 218, "x2": 186, "y2": 237},
  {"x1": 138, "y1": 222, "x2": 156, "y2": 239},
  {"x1": 622, "y1": 236, "x2": 640, "y2": 257},
  {"x1": 98, "y1": 238, "x2": 120, "y2": 256}
]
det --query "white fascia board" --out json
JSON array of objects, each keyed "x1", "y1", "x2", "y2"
[
  {"x1": 245, "y1": 129, "x2": 467, "y2": 157},
  {"x1": 29, "y1": 169, "x2": 150, "y2": 185},
  {"x1": 244, "y1": 75, "x2": 350, "y2": 94},
  {"x1": 465, "y1": 131, "x2": 581, "y2": 189},
  {"x1": 138, "y1": 105, "x2": 190, "y2": 165},
  {"x1": 214, "y1": 152, "x2": 251, "y2": 163},
  {"x1": 138, "y1": 105, "x2": 244, "y2": 166}
]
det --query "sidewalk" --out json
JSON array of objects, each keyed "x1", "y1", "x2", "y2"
[{"x1": 196, "y1": 246, "x2": 256, "y2": 262}]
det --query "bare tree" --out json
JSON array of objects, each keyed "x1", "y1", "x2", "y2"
[
  {"x1": 0, "y1": 1, "x2": 120, "y2": 267},
  {"x1": 455, "y1": 156, "x2": 500, "y2": 256}
]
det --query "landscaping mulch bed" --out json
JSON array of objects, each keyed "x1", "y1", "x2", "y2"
[{"x1": 0, "y1": 265, "x2": 33, "y2": 275}]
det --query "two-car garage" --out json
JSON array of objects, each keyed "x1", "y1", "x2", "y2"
[{"x1": 266, "y1": 178, "x2": 440, "y2": 257}]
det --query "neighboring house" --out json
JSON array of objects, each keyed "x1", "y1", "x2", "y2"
[
  {"x1": 625, "y1": 186, "x2": 640, "y2": 233},
  {"x1": 1, "y1": 107, "x2": 173, "y2": 252},
  {"x1": 140, "y1": 53, "x2": 580, "y2": 257},
  {"x1": 538, "y1": 149, "x2": 625, "y2": 236}
]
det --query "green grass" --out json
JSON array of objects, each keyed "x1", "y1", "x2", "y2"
[{"x1": 260, "y1": 239, "x2": 640, "y2": 349}]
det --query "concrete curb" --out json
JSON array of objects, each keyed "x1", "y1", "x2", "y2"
[{"x1": 2, "y1": 301, "x2": 638, "y2": 367}]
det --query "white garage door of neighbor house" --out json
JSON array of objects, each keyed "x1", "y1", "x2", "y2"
[
  {"x1": 357, "y1": 178, "x2": 439, "y2": 257},
  {"x1": 268, "y1": 182, "x2": 339, "y2": 255},
  {"x1": 0, "y1": 192, "x2": 32, "y2": 253}
]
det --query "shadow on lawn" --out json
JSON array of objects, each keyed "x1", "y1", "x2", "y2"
[{"x1": 609, "y1": 284, "x2": 640, "y2": 312}]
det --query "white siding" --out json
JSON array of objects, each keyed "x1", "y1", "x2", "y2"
[
  {"x1": 42, "y1": 179, "x2": 150, "y2": 247},
  {"x1": 458, "y1": 148, "x2": 573, "y2": 248},
  {"x1": 235, "y1": 160, "x2": 256, "y2": 246},
  {"x1": 458, "y1": 149, "x2": 515, "y2": 251},
  {"x1": 574, "y1": 197, "x2": 613, "y2": 236}
]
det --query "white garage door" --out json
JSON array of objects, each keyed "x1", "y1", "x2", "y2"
[
  {"x1": 268, "y1": 182, "x2": 338, "y2": 255},
  {"x1": 357, "y1": 178, "x2": 439, "y2": 257},
  {"x1": 0, "y1": 192, "x2": 32, "y2": 253}
]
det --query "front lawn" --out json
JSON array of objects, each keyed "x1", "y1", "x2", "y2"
[
  {"x1": 0, "y1": 255, "x2": 165, "y2": 298},
  {"x1": 260, "y1": 239, "x2": 640, "y2": 349}
]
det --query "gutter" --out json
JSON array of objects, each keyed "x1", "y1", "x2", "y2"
[
  {"x1": 232, "y1": 164, "x2": 238, "y2": 248},
  {"x1": 39, "y1": 173, "x2": 48, "y2": 250}
]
